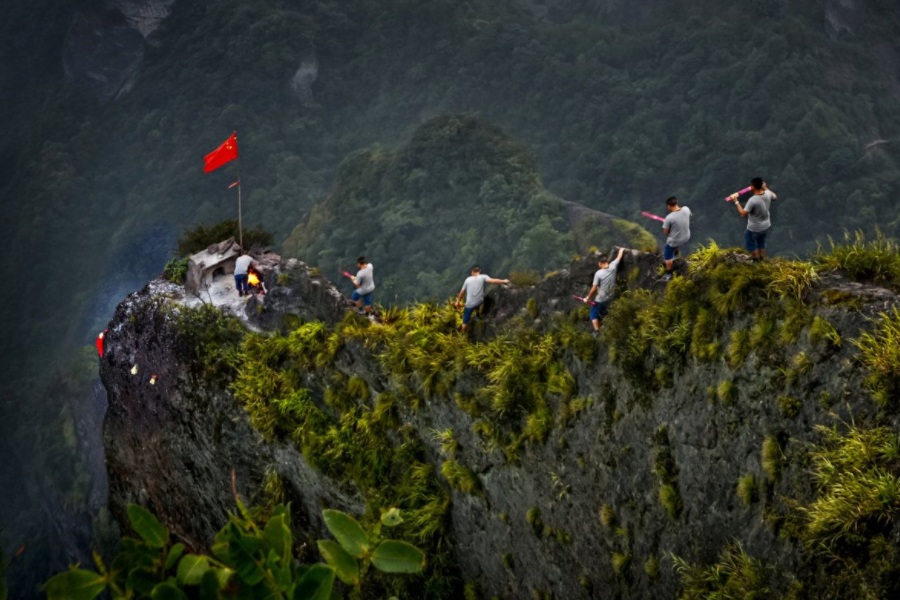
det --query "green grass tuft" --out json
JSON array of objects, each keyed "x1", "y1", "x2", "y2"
[
  {"x1": 737, "y1": 473, "x2": 759, "y2": 507},
  {"x1": 644, "y1": 556, "x2": 659, "y2": 580},
  {"x1": 612, "y1": 552, "x2": 632, "y2": 576},
  {"x1": 672, "y1": 542, "x2": 774, "y2": 600},
  {"x1": 599, "y1": 504, "x2": 616, "y2": 529},
  {"x1": 717, "y1": 379, "x2": 738, "y2": 404},
  {"x1": 510, "y1": 270, "x2": 541, "y2": 287},
  {"x1": 816, "y1": 230, "x2": 900, "y2": 288},
  {"x1": 761, "y1": 436, "x2": 783, "y2": 481},
  {"x1": 802, "y1": 424, "x2": 900, "y2": 557},
  {"x1": 854, "y1": 307, "x2": 900, "y2": 408},
  {"x1": 441, "y1": 460, "x2": 481, "y2": 495},
  {"x1": 659, "y1": 484, "x2": 682, "y2": 519},
  {"x1": 778, "y1": 395, "x2": 802, "y2": 419},
  {"x1": 810, "y1": 316, "x2": 842, "y2": 349}
]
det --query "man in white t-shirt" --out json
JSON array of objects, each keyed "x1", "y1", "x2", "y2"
[
  {"x1": 661, "y1": 196, "x2": 692, "y2": 281},
  {"x1": 453, "y1": 265, "x2": 510, "y2": 333},
  {"x1": 733, "y1": 177, "x2": 778, "y2": 262},
  {"x1": 584, "y1": 247, "x2": 626, "y2": 336},
  {"x1": 350, "y1": 256, "x2": 375, "y2": 316},
  {"x1": 234, "y1": 252, "x2": 254, "y2": 297}
]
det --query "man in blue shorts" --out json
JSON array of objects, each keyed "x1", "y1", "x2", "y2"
[
  {"x1": 661, "y1": 196, "x2": 692, "y2": 281},
  {"x1": 584, "y1": 247, "x2": 626, "y2": 336},
  {"x1": 733, "y1": 178, "x2": 777, "y2": 262},
  {"x1": 453, "y1": 266, "x2": 510, "y2": 333},
  {"x1": 351, "y1": 256, "x2": 375, "y2": 316}
]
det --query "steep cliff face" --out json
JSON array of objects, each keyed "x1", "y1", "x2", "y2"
[{"x1": 100, "y1": 248, "x2": 900, "y2": 599}]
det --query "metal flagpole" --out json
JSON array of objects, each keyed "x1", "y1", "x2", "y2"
[{"x1": 236, "y1": 135, "x2": 243, "y2": 251}]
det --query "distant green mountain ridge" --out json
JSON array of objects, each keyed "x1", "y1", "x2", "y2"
[{"x1": 285, "y1": 115, "x2": 655, "y2": 303}]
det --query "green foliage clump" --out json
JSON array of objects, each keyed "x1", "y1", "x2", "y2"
[
  {"x1": 172, "y1": 303, "x2": 246, "y2": 380},
  {"x1": 717, "y1": 380, "x2": 737, "y2": 404},
  {"x1": 162, "y1": 257, "x2": 189, "y2": 284},
  {"x1": 659, "y1": 485, "x2": 682, "y2": 519},
  {"x1": 599, "y1": 505, "x2": 616, "y2": 529},
  {"x1": 762, "y1": 436, "x2": 783, "y2": 481},
  {"x1": 796, "y1": 424, "x2": 900, "y2": 596},
  {"x1": 802, "y1": 425, "x2": 900, "y2": 555},
  {"x1": 177, "y1": 220, "x2": 274, "y2": 256},
  {"x1": 611, "y1": 552, "x2": 632, "y2": 577},
  {"x1": 524, "y1": 404, "x2": 553, "y2": 444},
  {"x1": 854, "y1": 307, "x2": 900, "y2": 408},
  {"x1": 276, "y1": 272, "x2": 291, "y2": 286},
  {"x1": 644, "y1": 556, "x2": 659, "y2": 580},
  {"x1": 526, "y1": 507, "x2": 543, "y2": 535},
  {"x1": 440, "y1": 460, "x2": 481, "y2": 495},
  {"x1": 43, "y1": 502, "x2": 423, "y2": 600},
  {"x1": 809, "y1": 317, "x2": 842, "y2": 349},
  {"x1": 792, "y1": 352, "x2": 812, "y2": 376},
  {"x1": 737, "y1": 474, "x2": 759, "y2": 507},
  {"x1": 431, "y1": 428, "x2": 458, "y2": 457},
  {"x1": 602, "y1": 244, "x2": 817, "y2": 387},
  {"x1": 510, "y1": 270, "x2": 541, "y2": 287},
  {"x1": 816, "y1": 230, "x2": 900, "y2": 288},
  {"x1": 727, "y1": 329, "x2": 751, "y2": 369},
  {"x1": 778, "y1": 396, "x2": 802, "y2": 419},
  {"x1": 672, "y1": 543, "x2": 776, "y2": 600},
  {"x1": 653, "y1": 427, "x2": 682, "y2": 519}
]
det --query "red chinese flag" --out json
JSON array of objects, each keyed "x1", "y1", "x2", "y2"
[{"x1": 204, "y1": 132, "x2": 238, "y2": 173}]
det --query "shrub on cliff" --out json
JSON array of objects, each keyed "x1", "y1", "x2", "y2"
[{"x1": 176, "y1": 220, "x2": 274, "y2": 256}]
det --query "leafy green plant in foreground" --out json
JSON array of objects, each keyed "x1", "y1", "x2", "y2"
[{"x1": 43, "y1": 500, "x2": 424, "y2": 600}]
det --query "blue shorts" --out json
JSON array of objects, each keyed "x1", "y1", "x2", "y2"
[
  {"x1": 745, "y1": 229, "x2": 768, "y2": 252},
  {"x1": 663, "y1": 244, "x2": 681, "y2": 261},
  {"x1": 352, "y1": 290, "x2": 373, "y2": 306},
  {"x1": 463, "y1": 303, "x2": 482, "y2": 325},
  {"x1": 589, "y1": 301, "x2": 609, "y2": 322}
]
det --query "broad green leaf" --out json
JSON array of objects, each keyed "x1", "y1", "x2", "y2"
[
  {"x1": 229, "y1": 543, "x2": 265, "y2": 585},
  {"x1": 316, "y1": 540, "x2": 359, "y2": 586},
  {"x1": 211, "y1": 524, "x2": 265, "y2": 586},
  {"x1": 262, "y1": 513, "x2": 291, "y2": 562},
  {"x1": 127, "y1": 505, "x2": 170, "y2": 548},
  {"x1": 321, "y1": 510, "x2": 369, "y2": 558},
  {"x1": 293, "y1": 564, "x2": 334, "y2": 600},
  {"x1": 127, "y1": 567, "x2": 159, "y2": 595},
  {"x1": 165, "y1": 544, "x2": 186, "y2": 571},
  {"x1": 42, "y1": 569, "x2": 107, "y2": 600},
  {"x1": 370, "y1": 540, "x2": 426, "y2": 574},
  {"x1": 380, "y1": 508, "x2": 403, "y2": 528},
  {"x1": 215, "y1": 567, "x2": 234, "y2": 587},
  {"x1": 198, "y1": 570, "x2": 221, "y2": 600},
  {"x1": 151, "y1": 582, "x2": 188, "y2": 600},
  {"x1": 177, "y1": 555, "x2": 210, "y2": 586}
]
